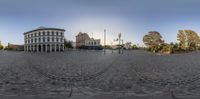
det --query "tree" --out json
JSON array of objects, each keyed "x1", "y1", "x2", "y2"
[
  {"x1": 132, "y1": 44, "x2": 138, "y2": 49},
  {"x1": 143, "y1": 31, "x2": 164, "y2": 52},
  {"x1": 0, "y1": 45, "x2": 3, "y2": 50},
  {"x1": 170, "y1": 42, "x2": 179, "y2": 52},
  {"x1": 185, "y1": 30, "x2": 200, "y2": 50},
  {"x1": 64, "y1": 39, "x2": 73, "y2": 48},
  {"x1": 177, "y1": 30, "x2": 187, "y2": 50},
  {"x1": 177, "y1": 30, "x2": 200, "y2": 51},
  {"x1": 160, "y1": 43, "x2": 172, "y2": 54}
]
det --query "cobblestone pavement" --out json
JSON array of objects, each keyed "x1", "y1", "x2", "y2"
[{"x1": 1, "y1": 50, "x2": 200, "y2": 99}]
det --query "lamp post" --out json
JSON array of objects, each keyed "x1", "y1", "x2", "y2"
[
  {"x1": 104, "y1": 29, "x2": 106, "y2": 54},
  {"x1": 111, "y1": 41, "x2": 113, "y2": 53},
  {"x1": 118, "y1": 33, "x2": 121, "y2": 54}
]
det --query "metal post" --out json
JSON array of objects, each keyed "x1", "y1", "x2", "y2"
[
  {"x1": 118, "y1": 33, "x2": 121, "y2": 54},
  {"x1": 122, "y1": 40, "x2": 124, "y2": 54},
  {"x1": 104, "y1": 29, "x2": 106, "y2": 54},
  {"x1": 111, "y1": 42, "x2": 113, "y2": 53}
]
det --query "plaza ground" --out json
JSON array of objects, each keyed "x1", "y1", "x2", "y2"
[{"x1": 0, "y1": 50, "x2": 200, "y2": 99}]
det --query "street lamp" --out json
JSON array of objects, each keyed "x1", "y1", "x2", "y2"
[
  {"x1": 104, "y1": 29, "x2": 106, "y2": 55},
  {"x1": 114, "y1": 33, "x2": 123, "y2": 54}
]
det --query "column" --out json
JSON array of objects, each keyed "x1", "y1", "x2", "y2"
[
  {"x1": 54, "y1": 44, "x2": 57, "y2": 52},
  {"x1": 33, "y1": 45, "x2": 35, "y2": 52},
  {"x1": 26, "y1": 45, "x2": 28, "y2": 52},
  {"x1": 58, "y1": 44, "x2": 61, "y2": 52},
  {"x1": 37, "y1": 44, "x2": 39, "y2": 52},
  {"x1": 62, "y1": 44, "x2": 64, "y2": 51},
  {"x1": 30, "y1": 45, "x2": 32, "y2": 52},
  {"x1": 24, "y1": 45, "x2": 26, "y2": 52},
  {"x1": 46, "y1": 44, "x2": 48, "y2": 52}
]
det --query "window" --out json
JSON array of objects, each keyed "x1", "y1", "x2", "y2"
[
  {"x1": 43, "y1": 32, "x2": 45, "y2": 35},
  {"x1": 56, "y1": 32, "x2": 58, "y2": 36},
  {"x1": 47, "y1": 31, "x2": 50, "y2": 35},
  {"x1": 52, "y1": 31, "x2": 54, "y2": 35},
  {"x1": 47, "y1": 37, "x2": 50, "y2": 42},
  {"x1": 52, "y1": 37, "x2": 54, "y2": 42},
  {"x1": 43, "y1": 37, "x2": 45, "y2": 42},
  {"x1": 35, "y1": 38, "x2": 37, "y2": 43},
  {"x1": 56, "y1": 38, "x2": 59, "y2": 42},
  {"x1": 39, "y1": 38, "x2": 41, "y2": 42},
  {"x1": 39, "y1": 32, "x2": 41, "y2": 36}
]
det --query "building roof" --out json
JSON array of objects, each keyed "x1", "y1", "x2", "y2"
[
  {"x1": 76, "y1": 32, "x2": 89, "y2": 36},
  {"x1": 24, "y1": 27, "x2": 65, "y2": 35}
]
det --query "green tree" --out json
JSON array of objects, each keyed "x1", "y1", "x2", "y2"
[
  {"x1": 0, "y1": 45, "x2": 3, "y2": 50},
  {"x1": 64, "y1": 39, "x2": 73, "y2": 48},
  {"x1": 143, "y1": 31, "x2": 164, "y2": 52},
  {"x1": 170, "y1": 42, "x2": 179, "y2": 52},
  {"x1": 132, "y1": 44, "x2": 138, "y2": 49}
]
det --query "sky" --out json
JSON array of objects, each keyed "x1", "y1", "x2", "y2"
[{"x1": 1, "y1": 0, "x2": 200, "y2": 46}]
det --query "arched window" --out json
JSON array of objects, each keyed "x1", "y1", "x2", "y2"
[{"x1": 43, "y1": 32, "x2": 45, "y2": 35}]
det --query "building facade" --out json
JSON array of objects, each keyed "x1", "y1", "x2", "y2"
[
  {"x1": 7, "y1": 43, "x2": 24, "y2": 51},
  {"x1": 76, "y1": 32, "x2": 102, "y2": 50},
  {"x1": 24, "y1": 27, "x2": 65, "y2": 52},
  {"x1": 85, "y1": 38, "x2": 101, "y2": 49},
  {"x1": 76, "y1": 32, "x2": 90, "y2": 48}
]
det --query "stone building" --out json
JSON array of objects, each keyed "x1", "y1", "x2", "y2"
[
  {"x1": 76, "y1": 32, "x2": 102, "y2": 50},
  {"x1": 7, "y1": 43, "x2": 24, "y2": 51},
  {"x1": 75, "y1": 32, "x2": 90, "y2": 48},
  {"x1": 24, "y1": 27, "x2": 65, "y2": 52}
]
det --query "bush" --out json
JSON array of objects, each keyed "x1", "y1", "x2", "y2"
[
  {"x1": 160, "y1": 44, "x2": 172, "y2": 54},
  {"x1": 132, "y1": 45, "x2": 138, "y2": 50}
]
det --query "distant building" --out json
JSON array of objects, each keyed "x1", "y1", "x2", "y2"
[
  {"x1": 24, "y1": 27, "x2": 65, "y2": 52},
  {"x1": 7, "y1": 43, "x2": 24, "y2": 51},
  {"x1": 85, "y1": 38, "x2": 101, "y2": 49},
  {"x1": 76, "y1": 32, "x2": 90, "y2": 48},
  {"x1": 76, "y1": 32, "x2": 102, "y2": 50}
]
